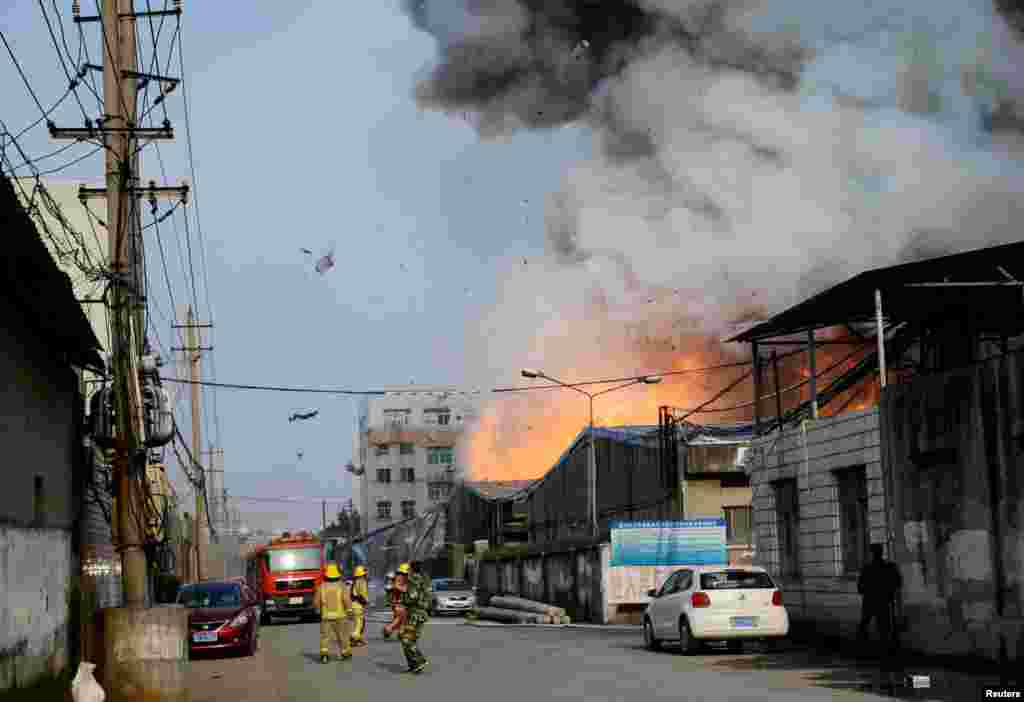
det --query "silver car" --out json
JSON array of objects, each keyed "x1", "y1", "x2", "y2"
[{"x1": 430, "y1": 578, "x2": 476, "y2": 615}]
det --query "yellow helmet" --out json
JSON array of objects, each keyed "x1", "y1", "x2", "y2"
[
  {"x1": 354, "y1": 565, "x2": 367, "y2": 578},
  {"x1": 325, "y1": 564, "x2": 341, "y2": 580},
  {"x1": 397, "y1": 563, "x2": 411, "y2": 575}
]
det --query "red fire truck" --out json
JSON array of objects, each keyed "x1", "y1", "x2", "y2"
[{"x1": 245, "y1": 531, "x2": 326, "y2": 625}]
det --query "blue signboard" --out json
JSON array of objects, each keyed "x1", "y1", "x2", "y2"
[{"x1": 610, "y1": 519, "x2": 727, "y2": 567}]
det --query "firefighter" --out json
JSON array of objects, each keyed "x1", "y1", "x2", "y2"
[
  {"x1": 382, "y1": 571, "x2": 401, "y2": 640},
  {"x1": 350, "y1": 565, "x2": 369, "y2": 647},
  {"x1": 313, "y1": 564, "x2": 352, "y2": 663},
  {"x1": 395, "y1": 562, "x2": 430, "y2": 673}
]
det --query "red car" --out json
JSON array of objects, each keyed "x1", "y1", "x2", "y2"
[{"x1": 177, "y1": 580, "x2": 261, "y2": 657}]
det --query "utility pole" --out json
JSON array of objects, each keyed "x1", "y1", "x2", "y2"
[
  {"x1": 172, "y1": 306, "x2": 212, "y2": 581},
  {"x1": 322, "y1": 500, "x2": 327, "y2": 531},
  {"x1": 55, "y1": 2, "x2": 190, "y2": 698}
]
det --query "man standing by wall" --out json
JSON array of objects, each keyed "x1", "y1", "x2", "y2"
[{"x1": 857, "y1": 543, "x2": 902, "y2": 653}]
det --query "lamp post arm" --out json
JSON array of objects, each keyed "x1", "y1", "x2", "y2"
[
  {"x1": 591, "y1": 379, "x2": 643, "y2": 399},
  {"x1": 538, "y1": 373, "x2": 593, "y2": 400}
]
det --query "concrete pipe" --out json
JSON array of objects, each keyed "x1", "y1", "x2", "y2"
[
  {"x1": 475, "y1": 606, "x2": 531, "y2": 623},
  {"x1": 102, "y1": 605, "x2": 190, "y2": 702},
  {"x1": 489, "y1": 596, "x2": 565, "y2": 617}
]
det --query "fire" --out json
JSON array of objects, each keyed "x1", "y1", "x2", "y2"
[{"x1": 462, "y1": 320, "x2": 883, "y2": 482}]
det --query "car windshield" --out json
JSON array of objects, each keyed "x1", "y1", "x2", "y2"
[
  {"x1": 700, "y1": 570, "x2": 775, "y2": 590},
  {"x1": 434, "y1": 580, "x2": 469, "y2": 592},
  {"x1": 266, "y1": 547, "x2": 321, "y2": 573},
  {"x1": 177, "y1": 584, "x2": 242, "y2": 608}
]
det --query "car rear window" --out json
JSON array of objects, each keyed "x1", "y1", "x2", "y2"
[
  {"x1": 434, "y1": 580, "x2": 469, "y2": 592},
  {"x1": 700, "y1": 570, "x2": 774, "y2": 590}
]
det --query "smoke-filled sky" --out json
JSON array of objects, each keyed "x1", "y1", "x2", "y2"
[
  {"x1": 4, "y1": 1, "x2": 1024, "y2": 528},
  {"x1": 402, "y1": 0, "x2": 1024, "y2": 478}
]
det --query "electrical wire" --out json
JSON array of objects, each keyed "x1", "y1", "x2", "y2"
[
  {"x1": 37, "y1": 0, "x2": 94, "y2": 120},
  {"x1": 176, "y1": 17, "x2": 222, "y2": 450},
  {"x1": 155, "y1": 358, "x2": 782, "y2": 396},
  {"x1": 1, "y1": 29, "x2": 47, "y2": 115}
]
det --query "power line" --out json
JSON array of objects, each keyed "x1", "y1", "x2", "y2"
[
  {"x1": 160, "y1": 378, "x2": 390, "y2": 395},
  {"x1": 156, "y1": 358, "x2": 767, "y2": 396},
  {"x1": 36, "y1": 0, "x2": 93, "y2": 119},
  {"x1": 175, "y1": 18, "x2": 221, "y2": 449},
  {"x1": 1, "y1": 29, "x2": 47, "y2": 115}
]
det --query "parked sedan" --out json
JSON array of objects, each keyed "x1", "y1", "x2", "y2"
[
  {"x1": 642, "y1": 566, "x2": 789, "y2": 654},
  {"x1": 430, "y1": 578, "x2": 476, "y2": 615},
  {"x1": 178, "y1": 580, "x2": 261, "y2": 657}
]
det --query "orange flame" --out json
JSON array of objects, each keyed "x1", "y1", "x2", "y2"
[{"x1": 463, "y1": 318, "x2": 883, "y2": 481}]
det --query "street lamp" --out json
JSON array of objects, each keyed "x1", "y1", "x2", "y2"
[{"x1": 520, "y1": 369, "x2": 662, "y2": 537}]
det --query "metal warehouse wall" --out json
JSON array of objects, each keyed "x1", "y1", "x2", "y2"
[{"x1": 527, "y1": 435, "x2": 677, "y2": 545}]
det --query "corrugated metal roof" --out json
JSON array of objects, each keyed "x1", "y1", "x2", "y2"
[
  {"x1": 464, "y1": 480, "x2": 535, "y2": 500},
  {"x1": 729, "y1": 241, "x2": 1024, "y2": 343}
]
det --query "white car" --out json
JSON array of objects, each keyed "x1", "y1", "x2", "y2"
[{"x1": 642, "y1": 565, "x2": 789, "y2": 654}]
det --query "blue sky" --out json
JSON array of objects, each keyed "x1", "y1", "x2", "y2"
[{"x1": 1, "y1": 1, "x2": 588, "y2": 532}]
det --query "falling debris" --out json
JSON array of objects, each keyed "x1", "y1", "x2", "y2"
[
  {"x1": 300, "y1": 248, "x2": 312, "y2": 255},
  {"x1": 288, "y1": 410, "x2": 319, "y2": 423},
  {"x1": 314, "y1": 248, "x2": 335, "y2": 275},
  {"x1": 297, "y1": 450, "x2": 304, "y2": 461}
]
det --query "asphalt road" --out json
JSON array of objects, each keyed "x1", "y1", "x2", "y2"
[{"x1": 185, "y1": 611, "x2": 982, "y2": 702}]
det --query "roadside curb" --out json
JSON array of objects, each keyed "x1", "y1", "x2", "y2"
[{"x1": 463, "y1": 621, "x2": 639, "y2": 632}]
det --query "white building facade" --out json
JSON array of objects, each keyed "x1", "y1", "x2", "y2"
[{"x1": 351, "y1": 388, "x2": 481, "y2": 536}]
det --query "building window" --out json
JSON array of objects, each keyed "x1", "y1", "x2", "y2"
[
  {"x1": 423, "y1": 409, "x2": 451, "y2": 425},
  {"x1": 384, "y1": 409, "x2": 410, "y2": 425},
  {"x1": 33, "y1": 475, "x2": 45, "y2": 526},
  {"x1": 400, "y1": 468, "x2": 416, "y2": 483},
  {"x1": 375, "y1": 444, "x2": 390, "y2": 457},
  {"x1": 401, "y1": 500, "x2": 416, "y2": 519},
  {"x1": 836, "y1": 467, "x2": 869, "y2": 574},
  {"x1": 774, "y1": 479, "x2": 799, "y2": 577},
  {"x1": 377, "y1": 501, "x2": 392, "y2": 520},
  {"x1": 427, "y1": 447, "x2": 454, "y2": 465},
  {"x1": 376, "y1": 468, "x2": 391, "y2": 484},
  {"x1": 429, "y1": 485, "x2": 448, "y2": 501},
  {"x1": 399, "y1": 443, "x2": 414, "y2": 455},
  {"x1": 724, "y1": 506, "x2": 752, "y2": 546}
]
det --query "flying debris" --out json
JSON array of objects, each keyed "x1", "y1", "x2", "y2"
[
  {"x1": 297, "y1": 450, "x2": 304, "y2": 461},
  {"x1": 314, "y1": 244, "x2": 336, "y2": 275},
  {"x1": 300, "y1": 248, "x2": 313, "y2": 255},
  {"x1": 288, "y1": 409, "x2": 319, "y2": 423}
]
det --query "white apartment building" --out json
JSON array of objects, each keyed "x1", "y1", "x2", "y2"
[{"x1": 351, "y1": 388, "x2": 481, "y2": 536}]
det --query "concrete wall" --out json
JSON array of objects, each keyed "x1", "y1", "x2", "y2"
[
  {"x1": 0, "y1": 527, "x2": 72, "y2": 690},
  {"x1": 0, "y1": 287, "x2": 87, "y2": 691},
  {"x1": 685, "y1": 481, "x2": 753, "y2": 520},
  {"x1": 882, "y1": 349, "x2": 1024, "y2": 661},
  {"x1": 477, "y1": 543, "x2": 610, "y2": 624},
  {"x1": 0, "y1": 296, "x2": 79, "y2": 530},
  {"x1": 749, "y1": 408, "x2": 887, "y2": 637}
]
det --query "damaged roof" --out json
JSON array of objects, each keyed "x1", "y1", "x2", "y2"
[
  {"x1": 464, "y1": 480, "x2": 536, "y2": 500},
  {"x1": 1, "y1": 175, "x2": 104, "y2": 371},
  {"x1": 730, "y1": 241, "x2": 1024, "y2": 343}
]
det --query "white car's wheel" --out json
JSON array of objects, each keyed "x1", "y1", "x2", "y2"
[
  {"x1": 643, "y1": 618, "x2": 661, "y2": 651},
  {"x1": 678, "y1": 618, "x2": 699, "y2": 655}
]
